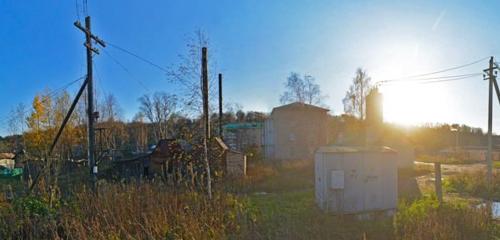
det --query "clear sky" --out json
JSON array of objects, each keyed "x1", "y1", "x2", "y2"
[{"x1": 2, "y1": 0, "x2": 500, "y2": 136}]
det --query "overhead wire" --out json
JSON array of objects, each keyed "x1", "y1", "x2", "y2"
[
  {"x1": 380, "y1": 73, "x2": 482, "y2": 84},
  {"x1": 1, "y1": 75, "x2": 87, "y2": 134},
  {"x1": 14, "y1": 76, "x2": 86, "y2": 117},
  {"x1": 104, "y1": 41, "x2": 169, "y2": 73},
  {"x1": 75, "y1": 0, "x2": 81, "y2": 21},
  {"x1": 100, "y1": 47, "x2": 151, "y2": 92},
  {"x1": 83, "y1": 0, "x2": 88, "y2": 16},
  {"x1": 376, "y1": 56, "x2": 489, "y2": 85},
  {"x1": 382, "y1": 73, "x2": 482, "y2": 86}
]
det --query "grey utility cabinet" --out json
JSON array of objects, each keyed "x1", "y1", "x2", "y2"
[{"x1": 315, "y1": 146, "x2": 398, "y2": 214}]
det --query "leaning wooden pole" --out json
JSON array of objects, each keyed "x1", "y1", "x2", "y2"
[
  {"x1": 201, "y1": 47, "x2": 212, "y2": 199},
  {"x1": 29, "y1": 78, "x2": 88, "y2": 193}
]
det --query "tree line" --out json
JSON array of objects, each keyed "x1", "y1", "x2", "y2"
[{"x1": 0, "y1": 33, "x2": 492, "y2": 158}]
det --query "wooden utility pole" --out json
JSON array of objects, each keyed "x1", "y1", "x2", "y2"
[
  {"x1": 74, "y1": 16, "x2": 105, "y2": 188},
  {"x1": 487, "y1": 57, "x2": 494, "y2": 190},
  {"x1": 434, "y1": 163, "x2": 443, "y2": 204},
  {"x1": 201, "y1": 47, "x2": 212, "y2": 199},
  {"x1": 218, "y1": 73, "x2": 223, "y2": 138}
]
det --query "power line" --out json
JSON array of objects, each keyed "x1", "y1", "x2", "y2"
[
  {"x1": 83, "y1": 0, "x2": 88, "y2": 16},
  {"x1": 376, "y1": 56, "x2": 490, "y2": 84},
  {"x1": 1, "y1": 75, "x2": 86, "y2": 134},
  {"x1": 17, "y1": 76, "x2": 86, "y2": 116},
  {"x1": 101, "y1": 48, "x2": 151, "y2": 92},
  {"x1": 105, "y1": 41, "x2": 169, "y2": 73},
  {"x1": 75, "y1": 0, "x2": 81, "y2": 21},
  {"x1": 47, "y1": 76, "x2": 87, "y2": 98},
  {"x1": 380, "y1": 73, "x2": 482, "y2": 85},
  {"x1": 382, "y1": 74, "x2": 481, "y2": 86}
]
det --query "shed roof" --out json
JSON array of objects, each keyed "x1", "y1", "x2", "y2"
[
  {"x1": 272, "y1": 102, "x2": 329, "y2": 114},
  {"x1": 316, "y1": 145, "x2": 397, "y2": 154},
  {"x1": 0, "y1": 153, "x2": 15, "y2": 159},
  {"x1": 223, "y1": 122, "x2": 263, "y2": 130}
]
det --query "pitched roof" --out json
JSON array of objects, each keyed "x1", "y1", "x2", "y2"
[
  {"x1": 272, "y1": 102, "x2": 329, "y2": 114},
  {"x1": 0, "y1": 153, "x2": 15, "y2": 159}
]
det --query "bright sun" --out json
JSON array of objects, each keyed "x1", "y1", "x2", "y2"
[
  {"x1": 369, "y1": 40, "x2": 454, "y2": 126},
  {"x1": 380, "y1": 83, "x2": 453, "y2": 126}
]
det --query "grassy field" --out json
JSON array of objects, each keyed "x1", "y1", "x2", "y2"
[
  {"x1": 232, "y1": 160, "x2": 393, "y2": 239},
  {"x1": 242, "y1": 190, "x2": 394, "y2": 239},
  {"x1": 444, "y1": 170, "x2": 500, "y2": 201},
  {"x1": 0, "y1": 160, "x2": 498, "y2": 239},
  {"x1": 232, "y1": 160, "x2": 499, "y2": 240}
]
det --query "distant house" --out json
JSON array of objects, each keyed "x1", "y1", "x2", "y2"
[
  {"x1": 0, "y1": 153, "x2": 15, "y2": 169},
  {"x1": 264, "y1": 102, "x2": 329, "y2": 161},
  {"x1": 222, "y1": 122, "x2": 264, "y2": 152}
]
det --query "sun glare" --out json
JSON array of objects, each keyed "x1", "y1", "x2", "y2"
[
  {"x1": 368, "y1": 39, "x2": 452, "y2": 126},
  {"x1": 381, "y1": 83, "x2": 452, "y2": 126}
]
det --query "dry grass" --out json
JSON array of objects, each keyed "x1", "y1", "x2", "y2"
[
  {"x1": 395, "y1": 197, "x2": 499, "y2": 240},
  {"x1": 1, "y1": 159, "x2": 499, "y2": 239},
  {"x1": 225, "y1": 159, "x2": 314, "y2": 194},
  {"x1": 0, "y1": 182, "x2": 253, "y2": 239},
  {"x1": 444, "y1": 170, "x2": 500, "y2": 201}
]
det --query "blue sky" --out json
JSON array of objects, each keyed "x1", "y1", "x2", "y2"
[{"x1": 2, "y1": 0, "x2": 500, "y2": 136}]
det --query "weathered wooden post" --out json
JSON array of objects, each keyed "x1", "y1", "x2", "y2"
[
  {"x1": 434, "y1": 162, "x2": 443, "y2": 204},
  {"x1": 201, "y1": 47, "x2": 212, "y2": 199},
  {"x1": 218, "y1": 73, "x2": 223, "y2": 138}
]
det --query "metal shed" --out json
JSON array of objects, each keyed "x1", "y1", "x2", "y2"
[{"x1": 314, "y1": 146, "x2": 398, "y2": 214}]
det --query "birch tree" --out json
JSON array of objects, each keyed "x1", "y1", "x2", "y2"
[{"x1": 343, "y1": 68, "x2": 372, "y2": 120}]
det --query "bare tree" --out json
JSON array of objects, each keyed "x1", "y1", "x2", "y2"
[
  {"x1": 343, "y1": 68, "x2": 372, "y2": 120},
  {"x1": 280, "y1": 72, "x2": 324, "y2": 105},
  {"x1": 166, "y1": 30, "x2": 217, "y2": 115},
  {"x1": 7, "y1": 103, "x2": 26, "y2": 136},
  {"x1": 99, "y1": 93, "x2": 122, "y2": 122},
  {"x1": 130, "y1": 112, "x2": 149, "y2": 152},
  {"x1": 138, "y1": 92, "x2": 177, "y2": 142}
]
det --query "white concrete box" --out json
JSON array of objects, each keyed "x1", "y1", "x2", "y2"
[{"x1": 315, "y1": 146, "x2": 398, "y2": 214}]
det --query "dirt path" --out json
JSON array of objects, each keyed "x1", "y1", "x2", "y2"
[{"x1": 414, "y1": 161, "x2": 498, "y2": 175}]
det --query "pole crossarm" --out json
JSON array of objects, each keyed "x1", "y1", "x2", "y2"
[{"x1": 74, "y1": 21, "x2": 106, "y2": 47}]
